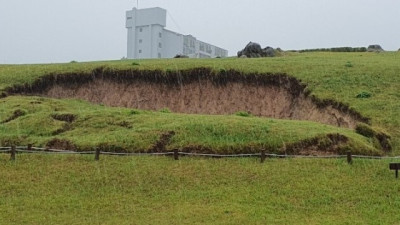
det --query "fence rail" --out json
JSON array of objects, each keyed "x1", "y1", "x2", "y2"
[
  {"x1": 1, "y1": 146, "x2": 400, "y2": 161},
  {"x1": 3, "y1": 146, "x2": 400, "y2": 178}
]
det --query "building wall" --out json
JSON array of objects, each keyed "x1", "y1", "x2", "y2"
[
  {"x1": 183, "y1": 35, "x2": 197, "y2": 57},
  {"x1": 126, "y1": 7, "x2": 227, "y2": 59},
  {"x1": 126, "y1": 8, "x2": 166, "y2": 59},
  {"x1": 162, "y1": 30, "x2": 184, "y2": 58},
  {"x1": 137, "y1": 25, "x2": 151, "y2": 58},
  {"x1": 126, "y1": 10, "x2": 136, "y2": 59},
  {"x1": 150, "y1": 25, "x2": 164, "y2": 58}
]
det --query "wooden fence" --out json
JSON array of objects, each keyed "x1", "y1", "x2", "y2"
[{"x1": 2, "y1": 145, "x2": 398, "y2": 163}]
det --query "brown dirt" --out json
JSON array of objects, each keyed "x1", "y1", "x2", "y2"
[
  {"x1": 51, "y1": 113, "x2": 76, "y2": 123},
  {"x1": 285, "y1": 133, "x2": 349, "y2": 155},
  {"x1": 1, "y1": 109, "x2": 26, "y2": 124},
  {"x1": 8, "y1": 67, "x2": 369, "y2": 129},
  {"x1": 46, "y1": 138, "x2": 76, "y2": 150},
  {"x1": 51, "y1": 124, "x2": 73, "y2": 135},
  {"x1": 151, "y1": 131, "x2": 176, "y2": 152},
  {"x1": 44, "y1": 78, "x2": 357, "y2": 128}
]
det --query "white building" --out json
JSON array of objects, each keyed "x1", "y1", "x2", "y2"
[{"x1": 126, "y1": 7, "x2": 228, "y2": 59}]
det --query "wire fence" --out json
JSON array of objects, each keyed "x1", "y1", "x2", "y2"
[{"x1": 1, "y1": 146, "x2": 400, "y2": 161}]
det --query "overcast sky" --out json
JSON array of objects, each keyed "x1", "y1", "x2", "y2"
[{"x1": 1, "y1": 0, "x2": 399, "y2": 64}]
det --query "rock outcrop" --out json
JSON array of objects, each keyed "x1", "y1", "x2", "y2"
[
  {"x1": 238, "y1": 42, "x2": 276, "y2": 58},
  {"x1": 367, "y1": 45, "x2": 384, "y2": 52},
  {"x1": 174, "y1": 54, "x2": 189, "y2": 58}
]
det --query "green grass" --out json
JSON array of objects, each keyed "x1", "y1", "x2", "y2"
[
  {"x1": 1, "y1": 154, "x2": 400, "y2": 224},
  {"x1": 0, "y1": 96, "x2": 377, "y2": 155},
  {"x1": 1, "y1": 52, "x2": 399, "y2": 153}
]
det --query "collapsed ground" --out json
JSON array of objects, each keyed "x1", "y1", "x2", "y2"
[{"x1": 0, "y1": 67, "x2": 391, "y2": 155}]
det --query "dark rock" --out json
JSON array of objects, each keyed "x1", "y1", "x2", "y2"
[
  {"x1": 174, "y1": 54, "x2": 189, "y2": 58},
  {"x1": 238, "y1": 42, "x2": 276, "y2": 58},
  {"x1": 367, "y1": 45, "x2": 384, "y2": 52},
  {"x1": 263, "y1": 46, "x2": 275, "y2": 57}
]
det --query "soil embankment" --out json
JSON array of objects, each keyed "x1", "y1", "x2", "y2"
[{"x1": 8, "y1": 67, "x2": 369, "y2": 129}]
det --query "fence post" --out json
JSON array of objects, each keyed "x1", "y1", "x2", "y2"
[
  {"x1": 27, "y1": 144, "x2": 32, "y2": 151},
  {"x1": 173, "y1": 149, "x2": 179, "y2": 160},
  {"x1": 347, "y1": 151, "x2": 352, "y2": 164},
  {"x1": 10, "y1": 145, "x2": 16, "y2": 161},
  {"x1": 260, "y1": 150, "x2": 266, "y2": 163},
  {"x1": 95, "y1": 148, "x2": 101, "y2": 161}
]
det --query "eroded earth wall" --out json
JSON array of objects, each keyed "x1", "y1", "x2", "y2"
[{"x1": 35, "y1": 70, "x2": 363, "y2": 129}]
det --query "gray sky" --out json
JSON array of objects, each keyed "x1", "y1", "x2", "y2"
[{"x1": 1, "y1": 0, "x2": 399, "y2": 64}]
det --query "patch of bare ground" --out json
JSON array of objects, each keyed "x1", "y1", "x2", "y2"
[
  {"x1": 51, "y1": 113, "x2": 76, "y2": 123},
  {"x1": 172, "y1": 133, "x2": 351, "y2": 156},
  {"x1": 46, "y1": 138, "x2": 76, "y2": 150},
  {"x1": 285, "y1": 133, "x2": 349, "y2": 156},
  {"x1": 51, "y1": 113, "x2": 76, "y2": 135},
  {"x1": 1, "y1": 109, "x2": 26, "y2": 124},
  {"x1": 8, "y1": 67, "x2": 369, "y2": 129},
  {"x1": 150, "y1": 131, "x2": 175, "y2": 152}
]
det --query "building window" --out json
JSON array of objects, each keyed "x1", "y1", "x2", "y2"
[
  {"x1": 158, "y1": 53, "x2": 161, "y2": 58},
  {"x1": 159, "y1": 32, "x2": 162, "y2": 38},
  {"x1": 139, "y1": 50, "x2": 142, "y2": 54},
  {"x1": 158, "y1": 43, "x2": 162, "y2": 48},
  {"x1": 200, "y1": 43, "x2": 205, "y2": 51},
  {"x1": 139, "y1": 28, "x2": 143, "y2": 32},
  {"x1": 139, "y1": 39, "x2": 142, "y2": 44}
]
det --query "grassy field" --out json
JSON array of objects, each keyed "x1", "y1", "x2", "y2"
[
  {"x1": 1, "y1": 154, "x2": 400, "y2": 225},
  {"x1": 0, "y1": 52, "x2": 399, "y2": 154}
]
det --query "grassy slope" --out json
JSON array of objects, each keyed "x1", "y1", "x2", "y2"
[
  {"x1": 0, "y1": 96, "x2": 376, "y2": 155},
  {"x1": 0, "y1": 52, "x2": 399, "y2": 153},
  {"x1": 1, "y1": 154, "x2": 400, "y2": 225}
]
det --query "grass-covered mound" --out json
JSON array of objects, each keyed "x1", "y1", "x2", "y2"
[{"x1": 0, "y1": 96, "x2": 378, "y2": 155}]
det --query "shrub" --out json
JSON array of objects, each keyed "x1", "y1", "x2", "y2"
[
  {"x1": 159, "y1": 108, "x2": 171, "y2": 113},
  {"x1": 356, "y1": 91, "x2": 371, "y2": 99},
  {"x1": 345, "y1": 62, "x2": 353, "y2": 67},
  {"x1": 129, "y1": 109, "x2": 140, "y2": 115},
  {"x1": 299, "y1": 47, "x2": 367, "y2": 53},
  {"x1": 235, "y1": 111, "x2": 251, "y2": 117}
]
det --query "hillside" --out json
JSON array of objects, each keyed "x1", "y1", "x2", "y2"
[{"x1": 0, "y1": 52, "x2": 399, "y2": 155}]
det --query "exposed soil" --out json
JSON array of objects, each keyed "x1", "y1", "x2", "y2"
[
  {"x1": 51, "y1": 124, "x2": 73, "y2": 135},
  {"x1": 46, "y1": 138, "x2": 76, "y2": 150},
  {"x1": 51, "y1": 113, "x2": 77, "y2": 123},
  {"x1": 150, "y1": 131, "x2": 176, "y2": 152},
  {"x1": 285, "y1": 133, "x2": 349, "y2": 155},
  {"x1": 1, "y1": 109, "x2": 26, "y2": 124},
  {"x1": 48, "y1": 79, "x2": 359, "y2": 127},
  {"x1": 160, "y1": 133, "x2": 351, "y2": 156},
  {"x1": 8, "y1": 67, "x2": 370, "y2": 129},
  {"x1": 47, "y1": 132, "x2": 350, "y2": 155},
  {"x1": 50, "y1": 113, "x2": 76, "y2": 135}
]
